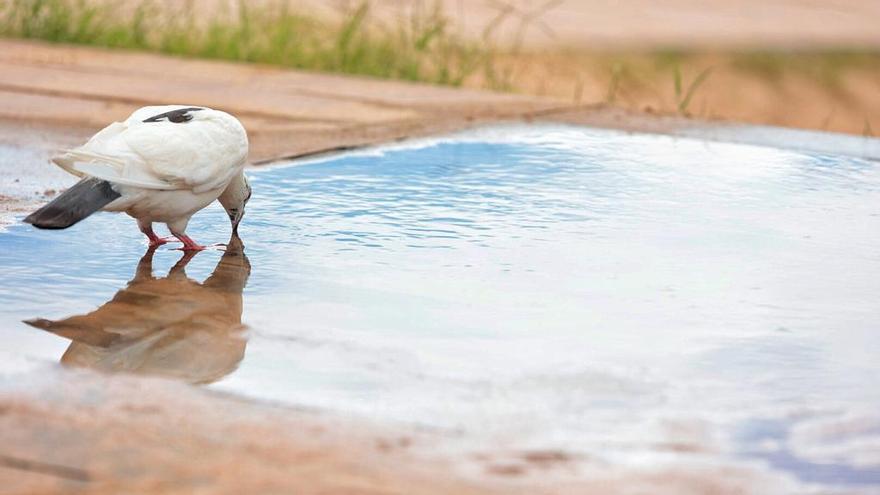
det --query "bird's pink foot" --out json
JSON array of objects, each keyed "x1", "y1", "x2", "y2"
[
  {"x1": 144, "y1": 231, "x2": 169, "y2": 247},
  {"x1": 173, "y1": 234, "x2": 206, "y2": 251}
]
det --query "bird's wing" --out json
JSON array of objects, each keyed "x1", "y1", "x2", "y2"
[
  {"x1": 122, "y1": 120, "x2": 245, "y2": 193},
  {"x1": 53, "y1": 118, "x2": 245, "y2": 193},
  {"x1": 53, "y1": 122, "x2": 177, "y2": 190}
]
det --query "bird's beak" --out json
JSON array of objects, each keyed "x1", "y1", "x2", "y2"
[{"x1": 230, "y1": 208, "x2": 245, "y2": 234}]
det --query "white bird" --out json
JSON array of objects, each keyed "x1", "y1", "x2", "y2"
[{"x1": 24, "y1": 105, "x2": 251, "y2": 250}]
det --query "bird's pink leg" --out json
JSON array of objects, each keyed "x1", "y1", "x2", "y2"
[
  {"x1": 139, "y1": 223, "x2": 168, "y2": 247},
  {"x1": 173, "y1": 233, "x2": 206, "y2": 251}
]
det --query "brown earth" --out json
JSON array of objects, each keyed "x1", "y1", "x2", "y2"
[
  {"x1": 0, "y1": 39, "x2": 562, "y2": 164},
  {"x1": 479, "y1": 51, "x2": 880, "y2": 136}
]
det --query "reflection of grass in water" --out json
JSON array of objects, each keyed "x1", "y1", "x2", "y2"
[{"x1": 0, "y1": 0, "x2": 491, "y2": 87}]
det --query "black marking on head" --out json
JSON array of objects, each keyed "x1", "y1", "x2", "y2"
[{"x1": 143, "y1": 107, "x2": 204, "y2": 123}]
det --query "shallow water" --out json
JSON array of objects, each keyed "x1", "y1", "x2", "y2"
[{"x1": 2, "y1": 125, "x2": 879, "y2": 490}]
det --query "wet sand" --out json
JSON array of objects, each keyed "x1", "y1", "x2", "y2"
[
  {"x1": 3, "y1": 368, "x2": 798, "y2": 495},
  {"x1": 0, "y1": 121, "x2": 85, "y2": 228},
  {"x1": 1, "y1": 369, "x2": 497, "y2": 495}
]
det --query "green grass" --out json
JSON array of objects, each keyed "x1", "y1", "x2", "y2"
[
  {"x1": 673, "y1": 64, "x2": 713, "y2": 115},
  {"x1": 0, "y1": 0, "x2": 492, "y2": 87}
]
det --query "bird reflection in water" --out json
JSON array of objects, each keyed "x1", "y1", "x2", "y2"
[{"x1": 25, "y1": 236, "x2": 250, "y2": 385}]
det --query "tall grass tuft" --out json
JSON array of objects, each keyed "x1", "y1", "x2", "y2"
[{"x1": 0, "y1": 0, "x2": 493, "y2": 87}]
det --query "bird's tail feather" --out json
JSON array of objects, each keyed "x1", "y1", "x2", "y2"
[
  {"x1": 24, "y1": 177, "x2": 121, "y2": 230},
  {"x1": 24, "y1": 318, "x2": 119, "y2": 346}
]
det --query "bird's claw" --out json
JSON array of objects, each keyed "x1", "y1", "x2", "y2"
[
  {"x1": 173, "y1": 245, "x2": 208, "y2": 252},
  {"x1": 146, "y1": 235, "x2": 180, "y2": 247},
  {"x1": 148, "y1": 238, "x2": 175, "y2": 247}
]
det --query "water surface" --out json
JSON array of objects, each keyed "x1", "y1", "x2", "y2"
[{"x1": 1, "y1": 126, "x2": 879, "y2": 490}]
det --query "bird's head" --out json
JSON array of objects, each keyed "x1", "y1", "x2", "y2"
[{"x1": 218, "y1": 172, "x2": 251, "y2": 234}]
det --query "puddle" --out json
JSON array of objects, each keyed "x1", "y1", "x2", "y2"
[{"x1": 1, "y1": 125, "x2": 879, "y2": 490}]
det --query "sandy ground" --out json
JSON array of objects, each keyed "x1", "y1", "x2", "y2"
[
  {"x1": 2, "y1": 367, "x2": 803, "y2": 495},
  {"x1": 480, "y1": 52, "x2": 880, "y2": 136},
  {"x1": 0, "y1": 368, "x2": 522, "y2": 495},
  {"x1": 0, "y1": 121, "x2": 90, "y2": 226}
]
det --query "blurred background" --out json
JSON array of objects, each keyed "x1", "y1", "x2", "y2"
[{"x1": 1, "y1": 0, "x2": 878, "y2": 135}]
